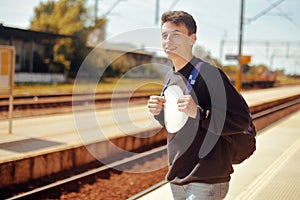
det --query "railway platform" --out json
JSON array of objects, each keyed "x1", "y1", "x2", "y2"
[
  {"x1": 136, "y1": 109, "x2": 300, "y2": 200},
  {"x1": 0, "y1": 85, "x2": 300, "y2": 194}
]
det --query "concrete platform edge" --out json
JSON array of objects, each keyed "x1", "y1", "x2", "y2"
[{"x1": 0, "y1": 128, "x2": 167, "y2": 189}]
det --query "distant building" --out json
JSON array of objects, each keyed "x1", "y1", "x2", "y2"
[
  {"x1": 0, "y1": 24, "x2": 72, "y2": 82},
  {"x1": 0, "y1": 24, "x2": 73, "y2": 73}
]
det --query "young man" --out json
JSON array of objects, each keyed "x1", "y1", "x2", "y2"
[{"x1": 147, "y1": 11, "x2": 251, "y2": 199}]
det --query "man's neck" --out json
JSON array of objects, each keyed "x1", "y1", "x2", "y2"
[{"x1": 172, "y1": 54, "x2": 193, "y2": 71}]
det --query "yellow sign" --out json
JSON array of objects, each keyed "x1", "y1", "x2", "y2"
[
  {"x1": 0, "y1": 46, "x2": 15, "y2": 91},
  {"x1": 0, "y1": 45, "x2": 15, "y2": 134},
  {"x1": 234, "y1": 55, "x2": 252, "y2": 91},
  {"x1": 1, "y1": 51, "x2": 10, "y2": 75},
  {"x1": 239, "y1": 55, "x2": 251, "y2": 65},
  {"x1": 0, "y1": 50, "x2": 10, "y2": 90}
]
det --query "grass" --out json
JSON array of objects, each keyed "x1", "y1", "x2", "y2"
[
  {"x1": 9, "y1": 76, "x2": 300, "y2": 96},
  {"x1": 12, "y1": 78, "x2": 164, "y2": 96},
  {"x1": 277, "y1": 75, "x2": 300, "y2": 85}
]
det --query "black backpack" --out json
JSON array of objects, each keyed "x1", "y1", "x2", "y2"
[{"x1": 224, "y1": 96, "x2": 256, "y2": 164}]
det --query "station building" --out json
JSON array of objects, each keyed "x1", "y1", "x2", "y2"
[{"x1": 0, "y1": 24, "x2": 71, "y2": 83}]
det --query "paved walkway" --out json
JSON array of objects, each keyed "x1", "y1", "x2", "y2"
[{"x1": 137, "y1": 109, "x2": 300, "y2": 200}]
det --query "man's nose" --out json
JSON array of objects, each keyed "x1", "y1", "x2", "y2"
[{"x1": 164, "y1": 34, "x2": 173, "y2": 43}]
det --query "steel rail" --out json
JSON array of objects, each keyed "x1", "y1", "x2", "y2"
[{"x1": 0, "y1": 91, "x2": 156, "y2": 108}]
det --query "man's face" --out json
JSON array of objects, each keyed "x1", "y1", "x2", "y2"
[{"x1": 161, "y1": 22, "x2": 196, "y2": 61}]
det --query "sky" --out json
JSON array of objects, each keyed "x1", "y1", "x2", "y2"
[{"x1": 1, "y1": 0, "x2": 300, "y2": 74}]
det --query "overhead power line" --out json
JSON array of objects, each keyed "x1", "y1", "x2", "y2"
[
  {"x1": 93, "y1": 0, "x2": 124, "y2": 23},
  {"x1": 224, "y1": 40, "x2": 300, "y2": 46},
  {"x1": 266, "y1": 0, "x2": 300, "y2": 30},
  {"x1": 102, "y1": 0, "x2": 124, "y2": 18},
  {"x1": 168, "y1": 0, "x2": 180, "y2": 10},
  {"x1": 155, "y1": 0, "x2": 181, "y2": 25},
  {"x1": 245, "y1": 0, "x2": 286, "y2": 24}
]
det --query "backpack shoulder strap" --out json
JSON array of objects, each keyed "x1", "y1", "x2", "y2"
[
  {"x1": 161, "y1": 61, "x2": 204, "y2": 96},
  {"x1": 186, "y1": 61, "x2": 204, "y2": 94}
]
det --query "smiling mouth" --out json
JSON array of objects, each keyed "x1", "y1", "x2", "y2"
[{"x1": 165, "y1": 47, "x2": 176, "y2": 52}]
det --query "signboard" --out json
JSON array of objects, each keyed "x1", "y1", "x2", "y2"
[
  {"x1": 0, "y1": 50, "x2": 10, "y2": 91},
  {"x1": 225, "y1": 54, "x2": 238, "y2": 60},
  {"x1": 226, "y1": 55, "x2": 252, "y2": 64},
  {"x1": 0, "y1": 45, "x2": 15, "y2": 133},
  {"x1": 0, "y1": 46, "x2": 15, "y2": 90},
  {"x1": 239, "y1": 55, "x2": 251, "y2": 65}
]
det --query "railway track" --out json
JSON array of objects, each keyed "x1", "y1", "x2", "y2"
[
  {"x1": 0, "y1": 90, "x2": 159, "y2": 119},
  {"x1": 4, "y1": 95, "x2": 300, "y2": 200},
  {"x1": 0, "y1": 90, "x2": 159, "y2": 110}
]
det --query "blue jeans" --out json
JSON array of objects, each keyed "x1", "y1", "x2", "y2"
[{"x1": 170, "y1": 182, "x2": 229, "y2": 200}]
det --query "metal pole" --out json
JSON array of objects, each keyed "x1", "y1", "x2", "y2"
[
  {"x1": 8, "y1": 95, "x2": 13, "y2": 134},
  {"x1": 9, "y1": 47, "x2": 15, "y2": 134},
  {"x1": 238, "y1": 0, "x2": 244, "y2": 57},
  {"x1": 219, "y1": 39, "x2": 225, "y2": 66},
  {"x1": 155, "y1": 0, "x2": 159, "y2": 25},
  {"x1": 235, "y1": 0, "x2": 245, "y2": 91},
  {"x1": 95, "y1": 0, "x2": 99, "y2": 25}
]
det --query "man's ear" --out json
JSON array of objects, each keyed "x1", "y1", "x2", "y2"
[{"x1": 190, "y1": 33, "x2": 197, "y2": 45}]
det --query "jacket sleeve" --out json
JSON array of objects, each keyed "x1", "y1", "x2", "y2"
[{"x1": 199, "y1": 66, "x2": 251, "y2": 136}]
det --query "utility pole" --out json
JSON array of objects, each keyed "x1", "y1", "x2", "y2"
[
  {"x1": 219, "y1": 39, "x2": 225, "y2": 66},
  {"x1": 155, "y1": 0, "x2": 160, "y2": 25},
  {"x1": 234, "y1": 0, "x2": 285, "y2": 91},
  {"x1": 95, "y1": 0, "x2": 99, "y2": 25},
  {"x1": 235, "y1": 0, "x2": 245, "y2": 91},
  {"x1": 219, "y1": 31, "x2": 227, "y2": 66}
]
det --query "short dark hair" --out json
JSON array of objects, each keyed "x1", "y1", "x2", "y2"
[{"x1": 161, "y1": 11, "x2": 197, "y2": 35}]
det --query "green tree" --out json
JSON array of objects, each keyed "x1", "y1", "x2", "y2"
[
  {"x1": 30, "y1": 1, "x2": 56, "y2": 33},
  {"x1": 30, "y1": 0, "x2": 92, "y2": 76}
]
